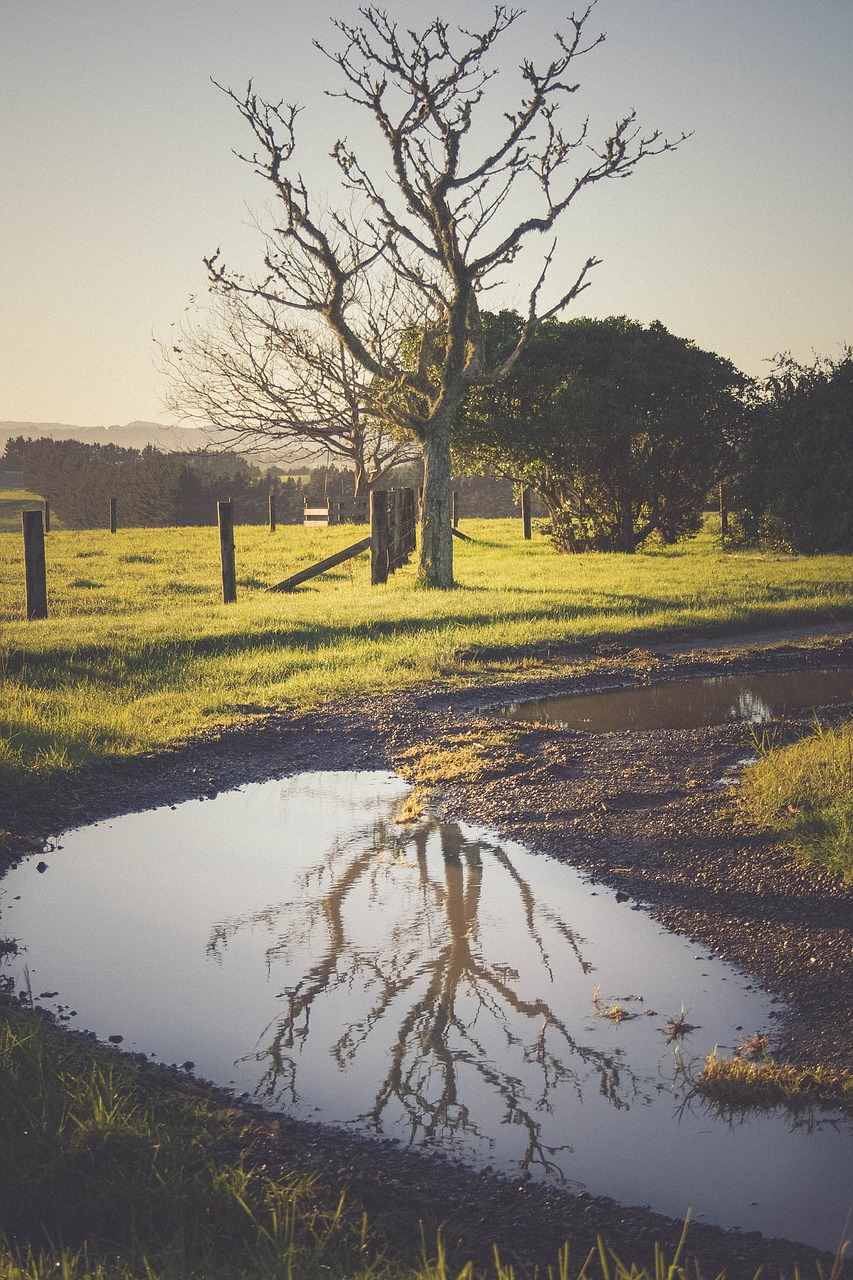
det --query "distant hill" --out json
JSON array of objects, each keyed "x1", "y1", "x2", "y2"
[
  {"x1": 0, "y1": 420, "x2": 207, "y2": 452},
  {"x1": 0, "y1": 420, "x2": 310, "y2": 466}
]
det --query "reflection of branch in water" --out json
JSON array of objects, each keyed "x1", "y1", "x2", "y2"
[
  {"x1": 211, "y1": 810, "x2": 649, "y2": 1173},
  {"x1": 489, "y1": 844, "x2": 595, "y2": 980},
  {"x1": 356, "y1": 825, "x2": 632, "y2": 1176}
]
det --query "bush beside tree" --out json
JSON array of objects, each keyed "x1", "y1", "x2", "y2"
[
  {"x1": 732, "y1": 349, "x2": 853, "y2": 553},
  {"x1": 457, "y1": 313, "x2": 744, "y2": 553}
]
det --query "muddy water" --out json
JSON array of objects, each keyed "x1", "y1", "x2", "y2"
[
  {"x1": 488, "y1": 668, "x2": 853, "y2": 732},
  {"x1": 1, "y1": 772, "x2": 850, "y2": 1251}
]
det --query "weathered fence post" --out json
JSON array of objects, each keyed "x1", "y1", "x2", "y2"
[
  {"x1": 43, "y1": 500, "x2": 50, "y2": 533},
  {"x1": 521, "y1": 486, "x2": 532, "y2": 540},
  {"x1": 370, "y1": 489, "x2": 389, "y2": 584},
  {"x1": 451, "y1": 490, "x2": 459, "y2": 528},
  {"x1": 269, "y1": 491, "x2": 277, "y2": 534},
  {"x1": 393, "y1": 490, "x2": 406, "y2": 571},
  {"x1": 719, "y1": 482, "x2": 728, "y2": 545},
  {"x1": 218, "y1": 500, "x2": 237, "y2": 603},
  {"x1": 22, "y1": 510, "x2": 48, "y2": 620},
  {"x1": 109, "y1": 497, "x2": 117, "y2": 534}
]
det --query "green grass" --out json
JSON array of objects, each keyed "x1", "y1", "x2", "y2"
[
  {"x1": 3, "y1": 519, "x2": 852, "y2": 1276},
  {"x1": 0, "y1": 491, "x2": 52, "y2": 535},
  {"x1": 0, "y1": 1005, "x2": 411, "y2": 1279},
  {"x1": 2, "y1": 517, "x2": 852, "y2": 793},
  {"x1": 739, "y1": 720, "x2": 853, "y2": 882}
]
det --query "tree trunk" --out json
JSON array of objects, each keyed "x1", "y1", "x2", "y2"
[
  {"x1": 419, "y1": 421, "x2": 454, "y2": 588},
  {"x1": 353, "y1": 446, "x2": 367, "y2": 498}
]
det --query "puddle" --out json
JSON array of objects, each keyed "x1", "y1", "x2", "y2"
[
  {"x1": 487, "y1": 669, "x2": 853, "y2": 732},
  {"x1": 1, "y1": 772, "x2": 850, "y2": 1252}
]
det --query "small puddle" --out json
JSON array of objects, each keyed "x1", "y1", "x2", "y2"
[
  {"x1": 1, "y1": 772, "x2": 850, "y2": 1251},
  {"x1": 487, "y1": 669, "x2": 852, "y2": 732}
]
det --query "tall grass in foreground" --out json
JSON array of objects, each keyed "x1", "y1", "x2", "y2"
[
  {"x1": 739, "y1": 720, "x2": 853, "y2": 882},
  {"x1": 2, "y1": 1008, "x2": 848, "y2": 1280},
  {"x1": 0, "y1": 1006, "x2": 393, "y2": 1280},
  {"x1": 1, "y1": 518, "x2": 852, "y2": 792}
]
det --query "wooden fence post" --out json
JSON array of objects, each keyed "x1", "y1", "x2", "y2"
[
  {"x1": 22, "y1": 510, "x2": 48, "y2": 620},
  {"x1": 393, "y1": 490, "x2": 406, "y2": 571},
  {"x1": 43, "y1": 499, "x2": 50, "y2": 533},
  {"x1": 370, "y1": 490, "x2": 389, "y2": 584},
  {"x1": 109, "y1": 497, "x2": 117, "y2": 534},
  {"x1": 719, "y1": 482, "x2": 728, "y2": 545},
  {"x1": 451, "y1": 490, "x2": 459, "y2": 528},
  {"x1": 218, "y1": 501, "x2": 237, "y2": 603},
  {"x1": 521, "y1": 486, "x2": 532, "y2": 540},
  {"x1": 269, "y1": 491, "x2": 277, "y2": 533}
]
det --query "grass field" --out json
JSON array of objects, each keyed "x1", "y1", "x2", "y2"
[
  {"x1": 2, "y1": 515, "x2": 853, "y2": 792},
  {"x1": 0, "y1": 490, "x2": 54, "y2": 534}
]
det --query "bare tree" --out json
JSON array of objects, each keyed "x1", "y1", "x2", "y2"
[
  {"x1": 160, "y1": 291, "x2": 418, "y2": 496},
  {"x1": 207, "y1": 5, "x2": 687, "y2": 585}
]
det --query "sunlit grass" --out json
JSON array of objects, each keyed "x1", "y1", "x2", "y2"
[
  {"x1": 694, "y1": 1049, "x2": 853, "y2": 1115},
  {"x1": 2, "y1": 517, "x2": 852, "y2": 792},
  {"x1": 395, "y1": 722, "x2": 532, "y2": 784},
  {"x1": 739, "y1": 720, "x2": 853, "y2": 882}
]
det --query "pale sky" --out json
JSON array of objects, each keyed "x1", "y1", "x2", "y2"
[{"x1": 2, "y1": 0, "x2": 851, "y2": 427}]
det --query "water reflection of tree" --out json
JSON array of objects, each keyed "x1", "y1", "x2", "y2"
[{"x1": 208, "y1": 814, "x2": 646, "y2": 1176}]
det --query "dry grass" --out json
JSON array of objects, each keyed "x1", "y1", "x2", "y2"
[
  {"x1": 394, "y1": 723, "x2": 529, "y2": 786},
  {"x1": 693, "y1": 1050, "x2": 853, "y2": 1115}
]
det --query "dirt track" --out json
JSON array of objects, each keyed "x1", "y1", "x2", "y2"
[{"x1": 2, "y1": 627, "x2": 852, "y2": 1278}]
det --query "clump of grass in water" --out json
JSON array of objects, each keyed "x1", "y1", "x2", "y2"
[
  {"x1": 662, "y1": 1005, "x2": 698, "y2": 1043},
  {"x1": 739, "y1": 718, "x2": 853, "y2": 882},
  {"x1": 690, "y1": 1032, "x2": 853, "y2": 1117},
  {"x1": 592, "y1": 986, "x2": 635, "y2": 1023},
  {"x1": 394, "y1": 787, "x2": 431, "y2": 824}
]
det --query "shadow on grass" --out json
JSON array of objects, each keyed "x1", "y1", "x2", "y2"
[{"x1": 5, "y1": 598, "x2": 853, "y2": 699}]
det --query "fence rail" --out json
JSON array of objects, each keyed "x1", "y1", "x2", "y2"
[{"x1": 303, "y1": 497, "x2": 369, "y2": 527}]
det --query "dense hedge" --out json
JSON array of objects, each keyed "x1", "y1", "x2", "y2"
[{"x1": 733, "y1": 350, "x2": 853, "y2": 553}]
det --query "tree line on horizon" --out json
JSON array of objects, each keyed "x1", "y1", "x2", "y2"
[
  {"x1": 2, "y1": 439, "x2": 302, "y2": 529},
  {"x1": 6, "y1": 318, "x2": 851, "y2": 552},
  {"x1": 2, "y1": 436, "x2": 529, "y2": 530}
]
